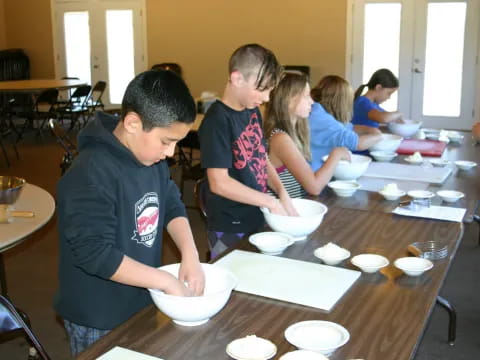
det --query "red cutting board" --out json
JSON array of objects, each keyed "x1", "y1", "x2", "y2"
[{"x1": 396, "y1": 139, "x2": 447, "y2": 157}]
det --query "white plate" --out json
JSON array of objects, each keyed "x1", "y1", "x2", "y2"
[
  {"x1": 226, "y1": 336, "x2": 277, "y2": 360},
  {"x1": 284, "y1": 320, "x2": 349, "y2": 355}
]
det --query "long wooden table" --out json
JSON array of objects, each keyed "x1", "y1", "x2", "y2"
[{"x1": 77, "y1": 136, "x2": 478, "y2": 360}]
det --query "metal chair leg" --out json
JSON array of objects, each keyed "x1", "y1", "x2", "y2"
[
  {"x1": 436, "y1": 295, "x2": 456, "y2": 346},
  {"x1": 473, "y1": 214, "x2": 480, "y2": 245}
]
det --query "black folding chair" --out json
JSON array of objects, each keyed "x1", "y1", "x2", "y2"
[
  {"x1": 86, "y1": 81, "x2": 107, "y2": 121},
  {"x1": 0, "y1": 295, "x2": 51, "y2": 359},
  {"x1": 48, "y1": 118, "x2": 78, "y2": 175},
  {"x1": 56, "y1": 85, "x2": 92, "y2": 130}
]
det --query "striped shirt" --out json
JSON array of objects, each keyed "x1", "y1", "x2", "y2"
[{"x1": 267, "y1": 129, "x2": 307, "y2": 199}]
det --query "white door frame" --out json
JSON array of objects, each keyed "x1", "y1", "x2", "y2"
[
  {"x1": 346, "y1": 0, "x2": 480, "y2": 128},
  {"x1": 50, "y1": 0, "x2": 148, "y2": 107}
]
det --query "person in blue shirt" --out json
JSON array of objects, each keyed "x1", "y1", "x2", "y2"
[
  {"x1": 309, "y1": 75, "x2": 381, "y2": 171},
  {"x1": 352, "y1": 68, "x2": 403, "y2": 129}
]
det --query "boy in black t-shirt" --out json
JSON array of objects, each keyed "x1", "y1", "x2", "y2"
[{"x1": 199, "y1": 44, "x2": 297, "y2": 258}]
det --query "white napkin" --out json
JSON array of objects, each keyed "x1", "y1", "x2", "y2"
[{"x1": 392, "y1": 205, "x2": 466, "y2": 222}]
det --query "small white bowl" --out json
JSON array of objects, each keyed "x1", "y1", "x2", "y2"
[
  {"x1": 327, "y1": 180, "x2": 360, "y2": 197},
  {"x1": 404, "y1": 157, "x2": 423, "y2": 165},
  {"x1": 379, "y1": 189, "x2": 406, "y2": 201},
  {"x1": 249, "y1": 232, "x2": 294, "y2": 255},
  {"x1": 314, "y1": 246, "x2": 351, "y2": 266},
  {"x1": 370, "y1": 151, "x2": 397, "y2": 162},
  {"x1": 407, "y1": 190, "x2": 435, "y2": 199},
  {"x1": 284, "y1": 320, "x2": 350, "y2": 356},
  {"x1": 446, "y1": 131, "x2": 464, "y2": 143},
  {"x1": 280, "y1": 350, "x2": 329, "y2": 360},
  {"x1": 429, "y1": 159, "x2": 450, "y2": 167},
  {"x1": 455, "y1": 160, "x2": 477, "y2": 171},
  {"x1": 351, "y1": 254, "x2": 389, "y2": 273},
  {"x1": 436, "y1": 190, "x2": 464, "y2": 203},
  {"x1": 394, "y1": 257, "x2": 433, "y2": 277},
  {"x1": 226, "y1": 335, "x2": 277, "y2": 360}
]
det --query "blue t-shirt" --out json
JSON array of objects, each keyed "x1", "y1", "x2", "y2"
[
  {"x1": 308, "y1": 102, "x2": 359, "y2": 171},
  {"x1": 352, "y1": 96, "x2": 384, "y2": 128}
]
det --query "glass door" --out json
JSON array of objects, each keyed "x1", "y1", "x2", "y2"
[
  {"x1": 53, "y1": 0, "x2": 147, "y2": 108},
  {"x1": 350, "y1": 0, "x2": 479, "y2": 129}
]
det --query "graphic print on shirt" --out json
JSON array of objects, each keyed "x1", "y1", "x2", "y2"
[
  {"x1": 131, "y1": 192, "x2": 159, "y2": 248},
  {"x1": 232, "y1": 112, "x2": 267, "y2": 191}
]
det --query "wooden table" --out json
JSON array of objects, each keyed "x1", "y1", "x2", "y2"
[
  {"x1": 0, "y1": 183, "x2": 56, "y2": 296},
  {"x1": 0, "y1": 79, "x2": 86, "y2": 93},
  {"x1": 76, "y1": 135, "x2": 478, "y2": 360}
]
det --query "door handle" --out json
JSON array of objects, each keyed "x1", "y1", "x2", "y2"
[
  {"x1": 93, "y1": 64, "x2": 99, "y2": 69},
  {"x1": 413, "y1": 68, "x2": 423, "y2": 73}
]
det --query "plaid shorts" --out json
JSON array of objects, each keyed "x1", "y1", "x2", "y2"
[
  {"x1": 207, "y1": 231, "x2": 246, "y2": 259},
  {"x1": 63, "y1": 319, "x2": 110, "y2": 356}
]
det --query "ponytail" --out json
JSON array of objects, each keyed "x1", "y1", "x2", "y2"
[{"x1": 354, "y1": 84, "x2": 367, "y2": 101}]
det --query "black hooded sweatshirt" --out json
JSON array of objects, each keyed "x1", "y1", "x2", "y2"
[{"x1": 54, "y1": 112, "x2": 186, "y2": 329}]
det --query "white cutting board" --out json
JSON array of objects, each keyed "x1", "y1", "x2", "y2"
[
  {"x1": 97, "y1": 347, "x2": 163, "y2": 360},
  {"x1": 214, "y1": 250, "x2": 360, "y2": 312},
  {"x1": 363, "y1": 162, "x2": 452, "y2": 184}
]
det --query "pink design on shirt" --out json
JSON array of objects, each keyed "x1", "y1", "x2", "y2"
[{"x1": 232, "y1": 112, "x2": 267, "y2": 191}]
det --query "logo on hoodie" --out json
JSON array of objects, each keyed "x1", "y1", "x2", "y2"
[{"x1": 132, "y1": 192, "x2": 159, "y2": 247}]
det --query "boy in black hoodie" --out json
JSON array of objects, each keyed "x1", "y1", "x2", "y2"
[{"x1": 55, "y1": 70, "x2": 205, "y2": 355}]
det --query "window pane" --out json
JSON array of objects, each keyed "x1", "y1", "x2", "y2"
[
  {"x1": 422, "y1": 2, "x2": 466, "y2": 117},
  {"x1": 363, "y1": 3, "x2": 401, "y2": 111},
  {"x1": 106, "y1": 10, "x2": 135, "y2": 104},
  {"x1": 64, "y1": 12, "x2": 91, "y2": 84}
]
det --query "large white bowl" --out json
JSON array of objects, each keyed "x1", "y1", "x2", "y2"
[
  {"x1": 351, "y1": 254, "x2": 389, "y2": 273},
  {"x1": 394, "y1": 257, "x2": 433, "y2": 277},
  {"x1": 249, "y1": 232, "x2": 294, "y2": 255},
  {"x1": 148, "y1": 263, "x2": 237, "y2": 326},
  {"x1": 369, "y1": 134, "x2": 403, "y2": 152},
  {"x1": 437, "y1": 190, "x2": 464, "y2": 203},
  {"x1": 284, "y1": 320, "x2": 350, "y2": 356},
  {"x1": 261, "y1": 199, "x2": 328, "y2": 241},
  {"x1": 322, "y1": 154, "x2": 371, "y2": 180},
  {"x1": 388, "y1": 120, "x2": 422, "y2": 138},
  {"x1": 327, "y1": 180, "x2": 360, "y2": 197}
]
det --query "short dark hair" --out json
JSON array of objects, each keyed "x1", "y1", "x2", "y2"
[
  {"x1": 229, "y1": 43, "x2": 281, "y2": 91},
  {"x1": 121, "y1": 70, "x2": 196, "y2": 131}
]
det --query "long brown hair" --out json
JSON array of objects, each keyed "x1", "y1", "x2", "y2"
[
  {"x1": 264, "y1": 72, "x2": 311, "y2": 160},
  {"x1": 311, "y1": 75, "x2": 353, "y2": 124}
]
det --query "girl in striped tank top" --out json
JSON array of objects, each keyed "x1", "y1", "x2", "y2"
[{"x1": 264, "y1": 72, "x2": 350, "y2": 198}]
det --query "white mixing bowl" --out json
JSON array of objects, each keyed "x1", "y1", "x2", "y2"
[
  {"x1": 369, "y1": 134, "x2": 403, "y2": 152},
  {"x1": 261, "y1": 198, "x2": 328, "y2": 241},
  {"x1": 322, "y1": 154, "x2": 372, "y2": 180},
  {"x1": 148, "y1": 263, "x2": 237, "y2": 326},
  {"x1": 388, "y1": 120, "x2": 422, "y2": 138},
  {"x1": 328, "y1": 180, "x2": 360, "y2": 197}
]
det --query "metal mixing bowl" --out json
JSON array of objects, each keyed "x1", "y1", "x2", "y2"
[{"x1": 0, "y1": 176, "x2": 26, "y2": 204}]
